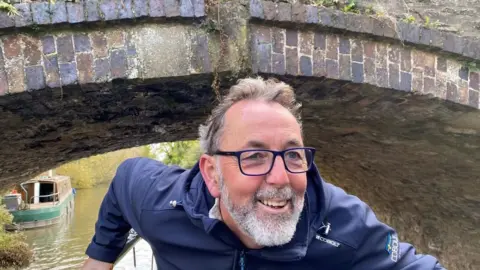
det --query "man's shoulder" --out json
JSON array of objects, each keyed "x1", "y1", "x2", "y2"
[
  {"x1": 321, "y1": 182, "x2": 377, "y2": 250},
  {"x1": 116, "y1": 157, "x2": 192, "y2": 210}
]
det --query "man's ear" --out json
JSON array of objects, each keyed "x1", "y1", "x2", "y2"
[{"x1": 199, "y1": 154, "x2": 220, "y2": 198}]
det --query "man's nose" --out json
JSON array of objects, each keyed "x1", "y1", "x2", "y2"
[{"x1": 265, "y1": 155, "x2": 290, "y2": 186}]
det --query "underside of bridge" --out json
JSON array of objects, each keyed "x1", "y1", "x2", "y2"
[{"x1": 0, "y1": 0, "x2": 479, "y2": 269}]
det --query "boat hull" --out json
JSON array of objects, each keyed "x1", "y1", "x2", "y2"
[{"x1": 8, "y1": 192, "x2": 75, "y2": 230}]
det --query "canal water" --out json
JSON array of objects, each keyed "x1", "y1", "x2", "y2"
[{"x1": 21, "y1": 185, "x2": 154, "y2": 270}]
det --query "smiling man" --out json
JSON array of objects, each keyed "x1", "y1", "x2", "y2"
[{"x1": 82, "y1": 77, "x2": 445, "y2": 269}]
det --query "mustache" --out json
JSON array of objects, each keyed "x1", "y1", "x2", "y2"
[{"x1": 255, "y1": 186, "x2": 294, "y2": 201}]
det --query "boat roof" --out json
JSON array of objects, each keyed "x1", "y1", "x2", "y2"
[{"x1": 22, "y1": 175, "x2": 71, "y2": 184}]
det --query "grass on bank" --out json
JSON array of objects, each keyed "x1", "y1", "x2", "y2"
[{"x1": 0, "y1": 206, "x2": 33, "y2": 269}]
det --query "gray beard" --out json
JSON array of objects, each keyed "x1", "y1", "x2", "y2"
[{"x1": 217, "y1": 166, "x2": 305, "y2": 246}]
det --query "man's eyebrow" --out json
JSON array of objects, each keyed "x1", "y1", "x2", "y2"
[
  {"x1": 241, "y1": 139, "x2": 303, "y2": 149},
  {"x1": 284, "y1": 139, "x2": 303, "y2": 148}
]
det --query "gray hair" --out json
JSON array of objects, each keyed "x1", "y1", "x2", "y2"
[{"x1": 198, "y1": 77, "x2": 302, "y2": 154}]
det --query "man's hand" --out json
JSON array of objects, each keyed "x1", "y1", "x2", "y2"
[{"x1": 81, "y1": 257, "x2": 114, "y2": 270}]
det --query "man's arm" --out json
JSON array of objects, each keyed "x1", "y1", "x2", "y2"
[
  {"x1": 351, "y1": 202, "x2": 445, "y2": 270},
  {"x1": 82, "y1": 158, "x2": 145, "y2": 269}
]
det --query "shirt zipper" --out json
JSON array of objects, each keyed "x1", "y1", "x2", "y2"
[{"x1": 239, "y1": 250, "x2": 246, "y2": 270}]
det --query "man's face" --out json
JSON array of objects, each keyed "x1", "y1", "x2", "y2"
[{"x1": 216, "y1": 100, "x2": 307, "y2": 247}]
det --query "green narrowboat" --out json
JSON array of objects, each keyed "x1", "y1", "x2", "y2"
[{"x1": 3, "y1": 172, "x2": 75, "y2": 230}]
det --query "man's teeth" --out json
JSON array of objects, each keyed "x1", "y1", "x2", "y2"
[{"x1": 260, "y1": 200, "x2": 288, "y2": 207}]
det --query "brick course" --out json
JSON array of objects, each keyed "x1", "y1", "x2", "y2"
[{"x1": 251, "y1": 24, "x2": 480, "y2": 108}]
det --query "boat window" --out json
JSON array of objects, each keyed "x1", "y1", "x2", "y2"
[{"x1": 39, "y1": 183, "x2": 55, "y2": 203}]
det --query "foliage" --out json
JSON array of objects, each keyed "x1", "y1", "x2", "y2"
[
  {"x1": 0, "y1": 206, "x2": 33, "y2": 268},
  {"x1": 0, "y1": 1, "x2": 18, "y2": 16},
  {"x1": 55, "y1": 145, "x2": 156, "y2": 189},
  {"x1": 423, "y1": 16, "x2": 440, "y2": 28},
  {"x1": 155, "y1": 140, "x2": 202, "y2": 169},
  {"x1": 402, "y1": 14, "x2": 416, "y2": 24}
]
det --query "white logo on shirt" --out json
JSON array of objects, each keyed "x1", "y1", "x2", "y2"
[{"x1": 315, "y1": 234, "x2": 340, "y2": 247}]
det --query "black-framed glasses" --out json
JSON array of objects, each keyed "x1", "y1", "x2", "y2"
[{"x1": 212, "y1": 147, "x2": 316, "y2": 176}]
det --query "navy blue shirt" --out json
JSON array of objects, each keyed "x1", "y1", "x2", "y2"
[{"x1": 86, "y1": 157, "x2": 444, "y2": 269}]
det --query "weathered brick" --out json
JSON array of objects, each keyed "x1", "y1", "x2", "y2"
[
  {"x1": 191, "y1": 34, "x2": 210, "y2": 73},
  {"x1": 180, "y1": 0, "x2": 194, "y2": 17},
  {"x1": 339, "y1": 37, "x2": 350, "y2": 54},
  {"x1": 110, "y1": 50, "x2": 127, "y2": 79},
  {"x1": 292, "y1": 3, "x2": 307, "y2": 23},
  {"x1": 23, "y1": 36, "x2": 42, "y2": 66},
  {"x1": 250, "y1": 0, "x2": 264, "y2": 19},
  {"x1": 31, "y1": 2, "x2": 51, "y2": 25},
  {"x1": 57, "y1": 35, "x2": 75, "y2": 63},
  {"x1": 375, "y1": 43, "x2": 387, "y2": 69},
  {"x1": 95, "y1": 58, "x2": 110, "y2": 82},
  {"x1": 389, "y1": 63, "x2": 400, "y2": 90},
  {"x1": 67, "y1": 2, "x2": 85, "y2": 23},
  {"x1": 286, "y1": 47, "x2": 298, "y2": 75},
  {"x1": 423, "y1": 77, "x2": 435, "y2": 95},
  {"x1": 253, "y1": 25, "x2": 271, "y2": 45},
  {"x1": 263, "y1": 1, "x2": 276, "y2": 20},
  {"x1": 107, "y1": 30, "x2": 125, "y2": 49},
  {"x1": 85, "y1": 0, "x2": 100, "y2": 21},
  {"x1": 318, "y1": 7, "x2": 333, "y2": 27},
  {"x1": 118, "y1": 0, "x2": 134, "y2": 19},
  {"x1": 364, "y1": 41, "x2": 375, "y2": 58},
  {"x1": 313, "y1": 50, "x2": 326, "y2": 77},
  {"x1": 150, "y1": 0, "x2": 165, "y2": 17},
  {"x1": 376, "y1": 68, "x2": 388, "y2": 88},
  {"x1": 459, "y1": 66, "x2": 469, "y2": 81},
  {"x1": 300, "y1": 56, "x2": 312, "y2": 76},
  {"x1": 59, "y1": 62, "x2": 77, "y2": 85},
  {"x1": 255, "y1": 44, "x2": 271, "y2": 73},
  {"x1": 74, "y1": 34, "x2": 92, "y2": 53},
  {"x1": 100, "y1": 0, "x2": 118, "y2": 20},
  {"x1": 388, "y1": 45, "x2": 400, "y2": 63},
  {"x1": 326, "y1": 59, "x2": 339, "y2": 79},
  {"x1": 446, "y1": 81, "x2": 457, "y2": 102},
  {"x1": 468, "y1": 89, "x2": 479, "y2": 108},
  {"x1": 42, "y1": 36, "x2": 56, "y2": 55},
  {"x1": 326, "y1": 35, "x2": 338, "y2": 60},
  {"x1": 314, "y1": 33, "x2": 326, "y2": 51},
  {"x1": 192, "y1": 0, "x2": 204, "y2": 17},
  {"x1": 44, "y1": 55, "x2": 61, "y2": 88},
  {"x1": 400, "y1": 48, "x2": 412, "y2": 72},
  {"x1": 0, "y1": 9, "x2": 15, "y2": 28},
  {"x1": 469, "y1": 72, "x2": 479, "y2": 90},
  {"x1": 91, "y1": 32, "x2": 108, "y2": 58},
  {"x1": 77, "y1": 53, "x2": 94, "y2": 84},
  {"x1": 276, "y1": 2, "x2": 291, "y2": 21},
  {"x1": 436, "y1": 57, "x2": 447, "y2": 72},
  {"x1": 458, "y1": 80, "x2": 468, "y2": 104},
  {"x1": 125, "y1": 32, "x2": 137, "y2": 56},
  {"x1": 25, "y1": 66, "x2": 45, "y2": 91},
  {"x1": 352, "y1": 62, "x2": 363, "y2": 83},
  {"x1": 272, "y1": 53, "x2": 285, "y2": 75},
  {"x1": 165, "y1": 0, "x2": 181, "y2": 17},
  {"x1": 351, "y1": 39, "x2": 363, "y2": 62},
  {"x1": 364, "y1": 58, "x2": 375, "y2": 84},
  {"x1": 306, "y1": 5, "x2": 318, "y2": 23},
  {"x1": 400, "y1": 71, "x2": 412, "y2": 92},
  {"x1": 3, "y1": 35, "x2": 22, "y2": 59},
  {"x1": 339, "y1": 54, "x2": 351, "y2": 80},
  {"x1": 272, "y1": 29, "x2": 284, "y2": 54},
  {"x1": 127, "y1": 58, "x2": 139, "y2": 79},
  {"x1": 423, "y1": 53, "x2": 436, "y2": 77},
  {"x1": 14, "y1": 3, "x2": 33, "y2": 27},
  {"x1": 6, "y1": 59, "x2": 25, "y2": 93},
  {"x1": 0, "y1": 53, "x2": 7, "y2": 95},
  {"x1": 286, "y1": 29, "x2": 297, "y2": 47},
  {"x1": 412, "y1": 68, "x2": 423, "y2": 92},
  {"x1": 299, "y1": 32, "x2": 313, "y2": 55},
  {"x1": 50, "y1": 1, "x2": 67, "y2": 24}
]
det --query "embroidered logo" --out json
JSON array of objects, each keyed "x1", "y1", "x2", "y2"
[
  {"x1": 385, "y1": 233, "x2": 400, "y2": 262},
  {"x1": 315, "y1": 234, "x2": 340, "y2": 247}
]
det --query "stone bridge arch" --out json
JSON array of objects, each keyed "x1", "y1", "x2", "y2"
[{"x1": 0, "y1": 0, "x2": 479, "y2": 269}]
